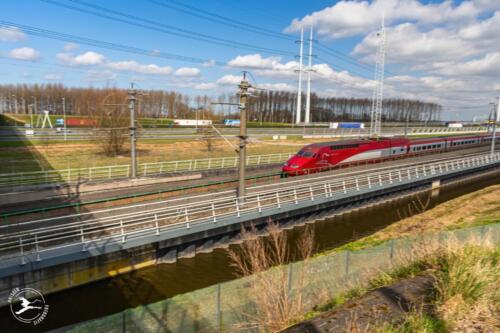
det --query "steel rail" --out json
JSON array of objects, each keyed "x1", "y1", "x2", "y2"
[{"x1": 0, "y1": 152, "x2": 498, "y2": 263}]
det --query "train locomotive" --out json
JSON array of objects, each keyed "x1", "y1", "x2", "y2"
[{"x1": 282, "y1": 134, "x2": 496, "y2": 176}]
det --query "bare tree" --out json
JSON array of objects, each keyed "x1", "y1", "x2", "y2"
[{"x1": 96, "y1": 93, "x2": 129, "y2": 156}]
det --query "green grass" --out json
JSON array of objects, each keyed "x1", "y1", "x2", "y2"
[{"x1": 376, "y1": 313, "x2": 447, "y2": 333}]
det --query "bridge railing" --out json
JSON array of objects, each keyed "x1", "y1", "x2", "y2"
[
  {"x1": 0, "y1": 152, "x2": 294, "y2": 188},
  {"x1": 0, "y1": 152, "x2": 498, "y2": 266}
]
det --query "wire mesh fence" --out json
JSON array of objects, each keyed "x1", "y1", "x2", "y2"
[{"x1": 54, "y1": 223, "x2": 500, "y2": 333}]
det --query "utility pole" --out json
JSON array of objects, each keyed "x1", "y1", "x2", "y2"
[
  {"x1": 305, "y1": 26, "x2": 314, "y2": 124},
  {"x1": 128, "y1": 83, "x2": 138, "y2": 178},
  {"x1": 295, "y1": 27, "x2": 304, "y2": 125},
  {"x1": 237, "y1": 73, "x2": 251, "y2": 201},
  {"x1": 491, "y1": 92, "x2": 500, "y2": 157},
  {"x1": 62, "y1": 97, "x2": 67, "y2": 141}
]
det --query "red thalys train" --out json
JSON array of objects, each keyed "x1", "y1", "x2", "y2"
[{"x1": 282, "y1": 134, "x2": 497, "y2": 176}]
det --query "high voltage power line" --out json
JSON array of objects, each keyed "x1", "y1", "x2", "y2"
[
  {"x1": 41, "y1": 0, "x2": 295, "y2": 57},
  {"x1": 145, "y1": 0, "x2": 392, "y2": 76},
  {"x1": 41, "y1": 0, "x2": 391, "y2": 81},
  {"x1": 147, "y1": 0, "x2": 295, "y2": 42}
]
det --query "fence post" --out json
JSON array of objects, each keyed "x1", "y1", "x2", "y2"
[
  {"x1": 309, "y1": 186, "x2": 314, "y2": 200},
  {"x1": 355, "y1": 178, "x2": 360, "y2": 191},
  {"x1": 216, "y1": 284, "x2": 222, "y2": 333},
  {"x1": 185, "y1": 208, "x2": 190, "y2": 228},
  {"x1": 155, "y1": 214, "x2": 160, "y2": 235},
  {"x1": 276, "y1": 192, "x2": 281, "y2": 208},
  {"x1": 120, "y1": 220, "x2": 126, "y2": 243},
  {"x1": 294, "y1": 189, "x2": 298, "y2": 204},
  {"x1": 122, "y1": 310, "x2": 126, "y2": 333},
  {"x1": 390, "y1": 239, "x2": 395, "y2": 266},
  {"x1": 80, "y1": 226, "x2": 86, "y2": 251},
  {"x1": 35, "y1": 234, "x2": 41, "y2": 262},
  {"x1": 19, "y1": 237, "x2": 25, "y2": 265},
  {"x1": 344, "y1": 250, "x2": 350, "y2": 278},
  {"x1": 343, "y1": 180, "x2": 347, "y2": 193},
  {"x1": 211, "y1": 203, "x2": 217, "y2": 222}
]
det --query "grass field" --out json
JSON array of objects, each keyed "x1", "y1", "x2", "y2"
[{"x1": 0, "y1": 138, "x2": 302, "y2": 173}]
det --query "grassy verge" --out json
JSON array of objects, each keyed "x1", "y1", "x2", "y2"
[
  {"x1": 328, "y1": 185, "x2": 500, "y2": 254},
  {"x1": 0, "y1": 138, "x2": 298, "y2": 173},
  {"x1": 294, "y1": 240, "x2": 499, "y2": 333},
  {"x1": 374, "y1": 244, "x2": 499, "y2": 332}
]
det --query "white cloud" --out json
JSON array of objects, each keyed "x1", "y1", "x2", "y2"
[
  {"x1": 286, "y1": 0, "x2": 482, "y2": 39},
  {"x1": 57, "y1": 51, "x2": 106, "y2": 66},
  {"x1": 0, "y1": 26, "x2": 26, "y2": 42},
  {"x1": 174, "y1": 67, "x2": 201, "y2": 77},
  {"x1": 353, "y1": 23, "x2": 474, "y2": 65},
  {"x1": 228, "y1": 54, "x2": 283, "y2": 69},
  {"x1": 9, "y1": 47, "x2": 40, "y2": 61},
  {"x1": 435, "y1": 53, "x2": 500, "y2": 77},
  {"x1": 107, "y1": 61, "x2": 173, "y2": 75},
  {"x1": 258, "y1": 83, "x2": 295, "y2": 91},
  {"x1": 194, "y1": 82, "x2": 216, "y2": 90},
  {"x1": 216, "y1": 75, "x2": 242, "y2": 86},
  {"x1": 63, "y1": 43, "x2": 79, "y2": 52},
  {"x1": 44, "y1": 73, "x2": 62, "y2": 81},
  {"x1": 202, "y1": 59, "x2": 216, "y2": 67}
]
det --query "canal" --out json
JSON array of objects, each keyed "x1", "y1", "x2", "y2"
[{"x1": 2, "y1": 174, "x2": 499, "y2": 332}]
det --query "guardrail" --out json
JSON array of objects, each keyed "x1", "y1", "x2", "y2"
[
  {"x1": 1, "y1": 152, "x2": 499, "y2": 267},
  {"x1": 304, "y1": 126, "x2": 489, "y2": 137},
  {"x1": 0, "y1": 152, "x2": 294, "y2": 188}
]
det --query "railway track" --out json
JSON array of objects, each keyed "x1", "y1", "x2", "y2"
[
  {"x1": 0, "y1": 151, "x2": 498, "y2": 264},
  {"x1": 1, "y1": 145, "x2": 496, "y2": 223}
]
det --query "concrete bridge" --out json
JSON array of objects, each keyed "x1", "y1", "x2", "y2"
[{"x1": 0, "y1": 151, "x2": 499, "y2": 306}]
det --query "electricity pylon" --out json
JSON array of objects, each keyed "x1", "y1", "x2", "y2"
[{"x1": 370, "y1": 16, "x2": 386, "y2": 137}]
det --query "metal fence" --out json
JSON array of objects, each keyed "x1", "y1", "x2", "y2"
[
  {"x1": 53, "y1": 223, "x2": 500, "y2": 333},
  {"x1": 0, "y1": 152, "x2": 294, "y2": 188},
  {"x1": 1, "y1": 152, "x2": 499, "y2": 268}
]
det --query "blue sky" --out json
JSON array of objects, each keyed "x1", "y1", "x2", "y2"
[{"x1": 0, "y1": 0, "x2": 499, "y2": 119}]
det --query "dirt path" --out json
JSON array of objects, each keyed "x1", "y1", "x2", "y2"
[{"x1": 282, "y1": 274, "x2": 435, "y2": 333}]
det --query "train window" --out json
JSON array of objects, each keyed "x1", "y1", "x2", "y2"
[
  {"x1": 331, "y1": 144, "x2": 359, "y2": 150},
  {"x1": 303, "y1": 152, "x2": 314, "y2": 157}
]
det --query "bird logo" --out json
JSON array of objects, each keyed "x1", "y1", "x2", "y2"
[
  {"x1": 8, "y1": 288, "x2": 49, "y2": 325},
  {"x1": 15, "y1": 297, "x2": 43, "y2": 315}
]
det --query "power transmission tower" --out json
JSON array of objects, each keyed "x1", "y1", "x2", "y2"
[
  {"x1": 128, "y1": 83, "x2": 138, "y2": 178},
  {"x1": 305, "y1": 26, "x2": 314, "y2": 124},
  {"x1": 370, "y1": 16, "x2": 386, "y2": 137},
  {"x1": 295, "y1": 27, "x2": 304, "y2": 124}
]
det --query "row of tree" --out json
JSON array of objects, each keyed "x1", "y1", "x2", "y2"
[{"x1": 0, "y1": 84, "x2": 442, "y2": 122}]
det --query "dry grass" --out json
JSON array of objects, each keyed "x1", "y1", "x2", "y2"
[
  {"x1": 334, "y1": 185, "x2": 500, "y2": 254},
  {"x1": 227, "y1": 222, "x2": 315, "y2": 332},
  {"x1": 0, "y1": 138, "x2": 298, "y2": 172},
  {"x1": 373, "y1": 236, "x2": 500, "y2": 333}
]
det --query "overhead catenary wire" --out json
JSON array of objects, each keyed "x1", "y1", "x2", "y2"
[{"x1": 41, "y1": 0, "x2": 295, "y2": 57}]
